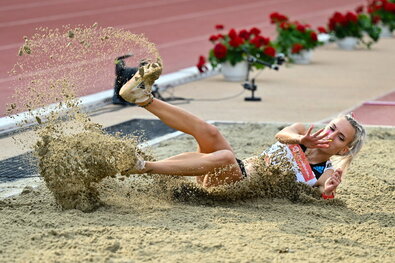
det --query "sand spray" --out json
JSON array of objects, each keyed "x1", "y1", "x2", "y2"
[{"x1": 6, "y1": 24, "x2": 165, "y2": 211}]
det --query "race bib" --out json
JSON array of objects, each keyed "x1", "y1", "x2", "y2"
[
  {"x1": 287, "y1": 144, "x2": 316, "y2": 183},
  {"x1": 261, "y1": 142, "x2": 317, "y2": 186}
]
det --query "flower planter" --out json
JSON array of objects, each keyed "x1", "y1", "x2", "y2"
[
  {"x1": 336, "y1": 37, "x2": 359, "y2": 50},
  {"x1": 380, "y1": 24, "x2": 393, "y2": 38},
  {"x1": 288, "y1": 49, "x2": 312, "y2": 64},
  {"x1": 221, "y1": 61, "x2": 248, "y2": 82}
]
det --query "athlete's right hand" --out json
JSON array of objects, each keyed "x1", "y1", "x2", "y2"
[
  {"x1": 324, "y1": 169, "x2": 342, "y2": 194},
  {"x1": 300, "y1": 125, "x2": 331, "y2": 148}
]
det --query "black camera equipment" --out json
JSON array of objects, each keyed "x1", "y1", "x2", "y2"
[
  {"x1": 113, "y1": 54, "x2": 136, "y2": 105},
  {"x1": 242, "y1": 49, "x2": 285, "y2": 101}
]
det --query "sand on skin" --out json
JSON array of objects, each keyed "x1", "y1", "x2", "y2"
[{"x1": 0, "y1": 123, "x2": 394, "y2": 263}]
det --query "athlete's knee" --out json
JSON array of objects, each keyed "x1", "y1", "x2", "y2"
[
  {"x1": 201, "y1": 123, "x2": 222, "y2": 140},
  {"x1": 212, "y1": 150, "x2": 235, "y2": 166}
]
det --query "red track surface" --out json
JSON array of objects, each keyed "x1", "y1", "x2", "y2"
[
  {"x1": 4, "y1": 0, "x2": 391, "y2": 125},
  {"x1": 352, "y1": 91, "x2": 395, "y2": 126}
]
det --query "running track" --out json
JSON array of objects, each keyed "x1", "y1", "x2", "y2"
[{"x1": 4, "y1": 0, "x2": 392, "y2": 125}]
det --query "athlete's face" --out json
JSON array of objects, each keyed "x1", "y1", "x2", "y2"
[{"x1": 323, "y1": 117, "x2": 355, "y2": 155}]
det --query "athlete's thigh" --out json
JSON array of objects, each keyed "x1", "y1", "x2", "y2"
[{"x1": 202, "y1": 159, "x2": 244, "y2": 187}]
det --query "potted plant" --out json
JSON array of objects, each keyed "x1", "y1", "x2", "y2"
[
  {"x1": 327, "y1": 11, "x2": 381, "y2": 50},
  {"x1": 366, "y1": 0, "x2": 395, "y2": 37},
  {"x1": 269, "y1": 12, "x2": 323, "y2": 64},
  {"x1": 198, "y1": 24, "x2": 277, "y2": 81}
]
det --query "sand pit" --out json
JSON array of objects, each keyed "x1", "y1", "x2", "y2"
[{"x1": 0, "y1": 123, "x2": 394, "y2": 262}]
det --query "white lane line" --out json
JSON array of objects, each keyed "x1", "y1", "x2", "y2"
[
  {"x1": 0, "y1": 177, "x2": 42, "y2": 199},
  {"x1": 363, "y1": 101, "x2": 395, "y2": 106},
  {"x1": 318, "y1": 89, "x2": 395, "y2": 124}
]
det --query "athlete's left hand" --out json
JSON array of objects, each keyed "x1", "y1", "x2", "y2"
[{"x1": 324, "y1": 169, "x2": 343, "y2": 195}]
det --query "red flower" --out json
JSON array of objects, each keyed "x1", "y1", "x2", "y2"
[
  {"x1": 317, "y1": 26, "x2": 327, "y2": 33},
  {"x1": 355, "y1": 5, "x2": 364, "y2": 14},
  {"x1": 372, "y1": 15, "x2": 381, "y2": 24},
  {"x1": 250, "y1": 36, "x2": 269, "y2": 48},
  {"x1": 269, "y1": 12, "x2": 288, "y2": 23},
  {"x1": 332, "y1": 12, "x2": 346, "y2": 24},
  {"x1": 217, "y1": 33, "x2": 225, "y2": 39},
  {"x1": 263, "y1": 46, "x2": 276, "y2": 57},
  {"x1": 278, "y1": 14, "x2": 288, "y2": 22},
  {"x1": 215, "y1": 24, "x2": 224, "y2": 30},
  {"x1": 296, "y1": 24, "x2": 306, "y2": 33},
  {"x1": 250, "y1": 36, "x2": 261, "y2": 48},
  {"x1": 270, "y1": 12, "x2": 280, "y2": 23},
  {"x1": 345, "y1": 12, "x2": 358, "y2": 23},
  {"x1": 384, "y1": 2, "x2": 395, "y2": 12},
  {"x1": 196, "y1": 56, "x2": 208, "y2": 73},
  {"x1": 229, "y1": 36, "x2": 244, "y2": 47},
  {"x1": 249, "y1": 27, "x2": 261, "y2": 36},
  {"x1": 310, "y1": 32, "x2": 318, "y2": 41},
  {"x1": 209, "y1": 35, "x2": 218, "y2": 42},
  {"x1": 374, "y1": 0, "x2": 387, "y2": 8},
  {"x1": 328, "y1": 12, "x2": 347, "y2": 30},
  {"x1": 291, "y1": 43, "x2": 304, "y2": 54},
  {"x1": 239, "y1": 29, "x2": 250, "y2": 40},
  {"x1": 280, "y1": 22, "x2": 290, "y2": 29},
  {"x1": 262, "y1": 36, "x2": 270, "y2": 45},
  {"x1": 228, "y1": 28, "x2": 238, "y2": 39},
  {"x1": 213, "y1": 43, "x2": 227, "y2": 59}
]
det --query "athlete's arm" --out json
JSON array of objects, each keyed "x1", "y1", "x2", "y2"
[
  {"x1": 275, "y1": 123, "x2": 306, "y2": 144},
  {"x1": 275, "y1": 123, "x2": 331, "y2": 148}
]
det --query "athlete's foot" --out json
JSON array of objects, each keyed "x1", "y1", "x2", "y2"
[
  {"x1": 120, "y1": 153, "x2": 146, "y2": 175},
  {"x1": 119, "y1": 61, "x2": 162, "y2": 104}
]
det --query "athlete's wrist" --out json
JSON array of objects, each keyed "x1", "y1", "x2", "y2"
[{"x1": 322, "y1": 192, "x2": 335, "y2": 199}]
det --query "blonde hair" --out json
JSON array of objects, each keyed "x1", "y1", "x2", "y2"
[{"x1": 332, "y1": 113, "x2": 366, "y2": 172}]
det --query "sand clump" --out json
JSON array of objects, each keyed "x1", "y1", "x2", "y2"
[{"x1": 35, "y1": 125, "x2": 141, "y2": 212}]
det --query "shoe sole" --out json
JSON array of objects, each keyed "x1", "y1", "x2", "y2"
[{"x1": 119, "y1": 63, "x2": 162, "y2": 103}]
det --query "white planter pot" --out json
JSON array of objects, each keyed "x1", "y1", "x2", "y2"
[
  {"x1": 380, "y1": 24, "x2": 393, "y2": 38},
  {"x1": 221, "y1": 61, "x2": 248, "y2": 82},
  {"x1": 288, "y1": 49, "x2": 312, "y2": 64},
  {"x1": 336, "y1": 37, "x2": 359, "y2": 50}
]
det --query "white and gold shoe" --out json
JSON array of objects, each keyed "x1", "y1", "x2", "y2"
[
  {"x1": 120, "y1": 152, "x2": 146, "y2": 175},
  {"x1": 119, "y1": 61, "x2": 162, "y2": 104}
]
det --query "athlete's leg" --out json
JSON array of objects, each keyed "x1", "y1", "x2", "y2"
[
  {"x1": 142, "y1": 99, "x2": 233, "y2": 153},
  {"x1": 119, "y1": 62, "x2": 243, "y2": 186},
  {"x1": 140, "y1": 99, "x2": 244, "y2": 186},
  {"x1": 139, "y1": 150, "x2": 242, "y2": 187},
  {"x1": 119, "y1": 61, "x2": 232, "y2": 153}
]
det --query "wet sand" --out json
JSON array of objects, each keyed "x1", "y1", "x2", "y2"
[{"x1": 0, "y1": 123, "x2": 394, "y2": 262}]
